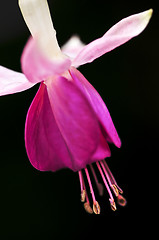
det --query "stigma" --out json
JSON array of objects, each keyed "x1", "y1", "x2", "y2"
[{"x1": 78, "y1": 160, "x2": 127, "y2": 214}]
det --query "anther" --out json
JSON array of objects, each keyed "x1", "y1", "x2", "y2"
[
  {"x1": 112, "y1": 184, "x2": 119, "y2": 197},
  {"x1": 84, "y1": 202, "x2": 93, "y2": 214},
  {"x1": 117, "y1": 194, "x2": 127, "y2": 207},
  {"x1": 102, "y1": 160, "x2": 123, "y2": 194},
  {"x1": 93, "y1": 201, "x2": 101, "y2": 214},
  {"x1": 81, "y1": 190, "x2": 86, "y2": 202},
  {"x1": 109, "y1": 199, "x2": 117, "y2": 211}
]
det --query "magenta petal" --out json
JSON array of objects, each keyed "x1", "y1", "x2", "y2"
[
  {"x1": 0, "y1": 66, "x2": 35, "y2": 96},
  {"x1": 21, "y1": 37, "x2": 71, "y2": 83},
  {"x1": 70, "y1": 67, "x2": 121, "y2": 148},
  {"x1": 25, "y1": 82, "x2": 74, "y2": 171},
  {"x1": 46, "y1": 75, "x2": 101, "y2": 170},
  {"x1": 92, "y1": 131, "x2": 111, "y2": 160}
]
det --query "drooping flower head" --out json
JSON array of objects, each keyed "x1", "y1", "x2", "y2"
[{"x1": 0, "y1": 0, "x2": 152, "y2": 213}]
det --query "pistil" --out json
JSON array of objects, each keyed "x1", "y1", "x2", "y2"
[
  {"x1": 90, "y1": 164, "x2": 104, "y2": 196},
  {"x1": 117, "y1": 194, "x2": 127, "y2": 207}
]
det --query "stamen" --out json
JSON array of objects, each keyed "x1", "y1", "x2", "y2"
[
  {"x1": 78, "y1": 170, "x2": 93, "y2": 213},
  {"x1": 99, "y1": 161, "x2": 118, "y2": 197},
  {"x1": 84, "y1": 168, "x2": 96, "y2": 203},
  {"x1": 109, "y1": 199, "x2": 117, "y2": 211},
  {"x1": 84, "y1": 188, "x2": 94, "y2": 214},
  {"x1": 78, "y1": 161, "x2": 126, "y2": 214},
  {"x1": 112, "y1": 184, "x2": 119, "y2": 197},
  {"x1": 102, "y1": 160, "x2": 123, "y2": 194},
  {"x1": 84, "y1": 202, "x2": 93, "y2": 214},
  {"x1": 96, "y1": 162, "x2": 114, "y2": 203},
  {"x1": 81, "y1": 190, "x2": 86, "y2": 203},
  {"x1": 84, "y1": 167, "x2": 100, "y2": 214},
  {"x1": 78, "y1": 170, "x2": 86, "y2": 202},
  {"x1": 93, "y1": 201, "x2": 101, "y2": 214},
  {"x1": 90, "y1": 164, "x2": 104, "y2": 196},
  {"x1": 117, "y1": 194, "x2": 127, "y2": 207}
]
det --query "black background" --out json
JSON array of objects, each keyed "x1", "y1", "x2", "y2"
[{"x1": 0, "y1": 0, "x2": 157, "y2": 239}]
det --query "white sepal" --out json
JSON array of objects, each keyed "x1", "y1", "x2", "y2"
[{"x1": 18, "y1": 0, "x2": 64, "y2": 60}]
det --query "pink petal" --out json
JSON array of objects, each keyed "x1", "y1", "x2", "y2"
[
  {"x1": 46, "y1": 74, "x2": 105, "y2": 171},
  {"x1": 70, "y1": 67, "x2": 121, "y2": 148},
  {"x1": 21, "y1": 37, "x2": 71, "y2": 84},
  {"x1": 25, "y1": 82, "x2": 74, "y2": 172},
  {"x1": 61, "y1": 35, "x2": 85, "y2": 60},
  {"x1": 92, "y1": 132, "x2": 111, "y2": 160},
  {"x1": 0, "y1": 66, "x2": 35, "y2": 96},
  {"x1": 73, "y1": 9, "x2": 153, "y2": 67}
]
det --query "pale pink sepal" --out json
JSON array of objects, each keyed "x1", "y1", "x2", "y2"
[
  {"x1": 0, "y1": 65, "x2": 35, "y2": 96},
  {"x1": 61, "y1": 35, "x2": 85, "y2": 60},
  {"x1": 73, "y1": 9, "x2": 152, "y2": 67},
  {"x1": 21, "y1": 37, "x2": 71, "y2": 83},
  {"x1": 70, "y1": 67, "x2": 121, "y2": 148}
]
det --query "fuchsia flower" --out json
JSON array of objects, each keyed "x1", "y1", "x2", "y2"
[{"x1": 0, "y1": 0, "x2": 152, "y2": 214}]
